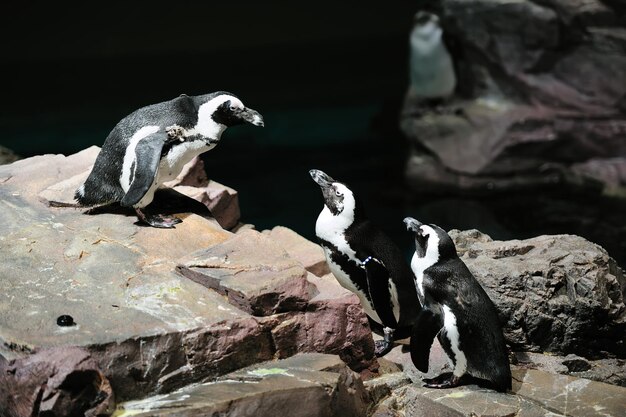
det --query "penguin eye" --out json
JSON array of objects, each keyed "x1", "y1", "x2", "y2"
[{"x1": 335, "y1": 190, "x2": 342, "y2": 197}]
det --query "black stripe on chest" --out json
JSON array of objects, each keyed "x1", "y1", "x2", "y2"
[{"x1": 318, "y1": 238, "x2": 370, "y2": 299}]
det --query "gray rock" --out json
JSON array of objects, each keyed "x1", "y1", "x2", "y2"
[
  {"x1": 401, "y1": 0, "x2": 626, "y2": 193},
  {"x1": 515, "y1": 351, "x2": 626, "y2": 387},
  {"x1": 450, "y1": 229, "x2": 626, "y2": 357},
  {"x1": 112, "y1": 353, "x2": 369, "y2": 417}
]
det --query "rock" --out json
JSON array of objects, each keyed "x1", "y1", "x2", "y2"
[
  {"x1": 0, "y1": 150, "x2": 378, "y2": 414},
  {"x1": 177, "y1": 229, "x2": 314, "y2": 316},
  {"x1": 263, "y1": 226, "x2": 330, "y2": 276},
  {"x1": 512, "y1": 368, "x2": 626, "y2": 417},
  {"x1": 165, "y1": 157, "x2": 241, "y2": 230},
  {"x1": 371, "y1": 368, "x2": 626, "y2": 417},
  {"x1": 364, "y1": 372, "x2": 412, "y2": 405},
  {"x1": 515, "y1": 351, "x2": 626, "y2": 387},
  {"x1": 0, "y1": 347, "x2": 114, "y2": 417},
  {"x1": 401, "y1": 0, "x2": 626, "y2": 193},
  {"x1": 112, "y1": 353, "x2": 369, "y2": 417},
  {"x1": 450, "y1": 229, "x2": 626, "y2": 357}
]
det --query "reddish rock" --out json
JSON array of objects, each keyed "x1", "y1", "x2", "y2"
[
  {"x1": 263, "y1": 226, "x2": 330, "y2": 277},
  {"x1": 0, "y1": 347, "x2": 114, "y2": 417},
  {"x1": 177, "y1": 229, "x2": 314, "y2": 316}
]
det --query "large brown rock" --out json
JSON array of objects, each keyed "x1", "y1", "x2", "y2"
[
  {"x1": 401, "y1": 0, "x2": 626, "y2": 193},
  {"x1": 0, "y1": 347, "x2": 114, "y2": 417},
  {"x1": 0, "y1": 149, "x2": 378, "y2": 416},
  {"x1": 450, "y1": 229, "x2": 626, "y2": 357}
]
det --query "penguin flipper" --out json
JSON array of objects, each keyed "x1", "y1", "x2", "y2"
[
  {"x1": 120, "y1": 132, "x2": 167, "y2": 207},
  {"x1": 362, "y1": 257, "x2": 399, "y2": 329},
  {"x1": 410, "y1": 309, "x2": 443, "y2": 373}
]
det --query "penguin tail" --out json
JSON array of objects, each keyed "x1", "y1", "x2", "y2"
[{"x1": 74, "y1": 179, "x2": 120, "y2": 207}]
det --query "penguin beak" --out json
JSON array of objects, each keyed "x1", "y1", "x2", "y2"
[
  {"x1": 403, "y1": 217, "x2": 423, "y2": 232},
  {"x1": 309, "y1": 169, "x2": 335, "y2": 189},
  {"x1": 240, "y1": 107, "x2": 264, "y2": 127}
]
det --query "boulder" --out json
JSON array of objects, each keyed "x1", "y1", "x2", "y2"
[
  {"x1": 112, "y1": 353, "x2": 369, "y2": 417},
  {"x1": 0, "y1": 150, "x2": 378, "y2": 416},
  {"x1": 450, "y1": 229, "x2": 626, "y2": 357},
  {"x1": 0, "y1": 347, "x2": 114, "y2": 417},
  {"x1": 401, "y1": 0, "x2": 626, "y2": 193}
]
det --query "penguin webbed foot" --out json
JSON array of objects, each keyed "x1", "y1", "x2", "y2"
[
  {"x1": 374, "y1": 327, "x2": 395, "y2": 357},
  {"x1": 422, "y1": 372, "x2": 462, "y2": 389},
  {"x1": 135, "y1": 208, "x2": 182, "y2": 228},
  {"x1": 374, "y1": 339, "x2": 394, "y2": 357}
]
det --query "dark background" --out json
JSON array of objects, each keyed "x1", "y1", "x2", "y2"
[{"x1": 2, "y1": 3, "x2": 625, "y2": 265}]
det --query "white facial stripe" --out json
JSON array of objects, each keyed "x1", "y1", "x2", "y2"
[
  {"x1": 120, "y1": 125, "x2": 160, "y2": 192},
  {"x1": 410, "y1": 225, "x2": 440, "y2": 299},
  {"x1": 443, "y1": 305, "x2": 467, "y2": 377},
  {"x1": 187, "y1": 94, "x2": 237, "y2": 139}
]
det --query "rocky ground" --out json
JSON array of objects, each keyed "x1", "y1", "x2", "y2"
[{"x1": 0, "y1": 149, "x2": 625, "y2": 416}]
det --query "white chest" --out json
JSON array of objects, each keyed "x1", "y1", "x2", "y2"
[{"x1": 158, "y1": 140, "x2": 213, "y2": 183}]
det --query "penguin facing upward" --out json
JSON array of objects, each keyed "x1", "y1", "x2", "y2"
[
  {"x1": 409, "y1": 11, "x2": 456, "y2": 101},
  {"x1": 310, "y1": 169, "x2": 422, "y2": 356},
  {"x1": 403, "y1": 217, "x2": 511, "y2": 392},
  {"x1": 75, "y1": 92, "x2": 264, "y2": 228}
]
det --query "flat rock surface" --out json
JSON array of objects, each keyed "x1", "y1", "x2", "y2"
[{"x1": 112, "y1": 353, "x2": 368, "y2": 417}]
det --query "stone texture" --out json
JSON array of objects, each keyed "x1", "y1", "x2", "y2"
[
  {"x1": 165, "y1": 157, "x2": 241, "y2": 230},
  {"x1": 0, "y1": 347, "x2": 114, "y2": 417},
  {"x1": 512, "y1": 368, "x2": 626, "y2": 417},
  {"x1": 450, "y1": 229, "x2": 626, "y2": 357},
  {"x1": 111, "y1": 353, "x2": 369, "y2": 417},
  {"x1": 263, "y1": 226, "x2": 330, "y2": 277},
  {"x1": 0, "y1": 150, "x2": 378, "y2": 414},
  {"x1": 515, "y1": 351, "x2": 626, "y2": 387},
  {"x1": 401, "y1": 0, "x2": 626, "y2": 193},
  {"x1": 177, "y1": 229, "x2": 314, "y2": 316}
]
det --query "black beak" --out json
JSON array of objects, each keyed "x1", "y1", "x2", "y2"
[
  {"x1": 240, "y1": 107, "x2": 264, "y2": 127},
  {"x1": 309, "y1": 169, "x2": 335, "y2": 188},
  {"x1": 404, "y1": 217, "x2": 423, "y2": 232}
]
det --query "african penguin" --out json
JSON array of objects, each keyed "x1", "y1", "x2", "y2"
[
  {"x1": 75, "y1": 92, "x2": 263, "y2": 228},
  {"x1": 409, "y1": 11, "x2": 456, "y2": 101},
  {"x1": 404, "y1": 217, "x2": 511, "y2": 392},
  {"x1": 310, "y1": 169, "x2": 422, "y2": 356}
]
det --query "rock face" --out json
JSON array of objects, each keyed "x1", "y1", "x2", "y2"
[
  {"x1": 401, "y1": 0, "x2": 626, "y2": 193},
  {"x1": 0, "y1": 150, "x2": 377, "y2": 415},
  {"x1": 0, "y1": 347, "x2": 114, "y2": 417},
  {"x1": 450, "y1": 229, "x2": 626, "y2": 357},
  {"x1": 112, "y1": 353, "x2": 369, "y2": 417}
]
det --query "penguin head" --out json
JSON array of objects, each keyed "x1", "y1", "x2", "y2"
[
  {"x1": 196, "y1": 92, "x2": 264, "y2": 131},
  {"x1": 309, "y1": 169, "x2": 359, "y2": 218},
  {"x1": 403, "y1": 217, "x2": 457, "y2": 262},
  {"x1": 411, "y1": 11, "x2": 442, "y2": 45}
]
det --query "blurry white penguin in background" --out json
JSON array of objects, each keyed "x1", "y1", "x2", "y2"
[{"x1": 409, "y1": 11, "x2": 457, "y2": 102}]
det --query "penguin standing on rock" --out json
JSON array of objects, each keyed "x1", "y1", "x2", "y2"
[
  {"x1": 75, "y1": 92, "x2": 264, "y2": 228},
  {"x1": 403, "y1": 217, "x2": 511, "y2": 392},
  {"x1": 309, "y1": 169, "x2": 422, "y2": 356}
]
